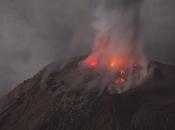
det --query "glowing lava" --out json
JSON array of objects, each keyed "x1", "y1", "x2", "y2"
[
  {"x1": 115, "y1": 77, "x2": 126, "y2": 85},
  {"x1": 109, "y1": 57, "x2": 128, "y2": 70},
  {"x1": 82, "y1": 33, "x2": 147, "y2": 88},
  {"x1": 84, "y1": 57, "x2": 99, "y2": 68},
  {"x1": 110, "y1": 59, "x2": 118, "y2": 68}
]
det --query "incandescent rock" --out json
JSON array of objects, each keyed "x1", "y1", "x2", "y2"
[{"x1": 0, "y1": 57, "x2": 175, "y2": 130}]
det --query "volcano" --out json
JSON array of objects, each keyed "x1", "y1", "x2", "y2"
[{"x1": 0, "y1": 57, "x2": 175, "y2": 130}]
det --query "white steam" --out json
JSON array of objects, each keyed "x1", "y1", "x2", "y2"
[
  {"x1": 84, "y1": 2, "x2": 148, "y2": 93},
  {"x1": 40, "y1": 1, "x2": 149, "y2": 95}
]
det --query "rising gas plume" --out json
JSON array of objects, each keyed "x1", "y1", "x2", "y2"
[
  {"x1": 1, "y1": 0, "x2": 175, "y2": 96},
  {"x1": 82, "y1": 1, "x2": 148, "y2": 93}
]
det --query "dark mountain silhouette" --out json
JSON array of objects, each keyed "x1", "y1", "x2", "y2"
[{"x1": 0, "y1": 57, "x2": 175, "y2": 130}]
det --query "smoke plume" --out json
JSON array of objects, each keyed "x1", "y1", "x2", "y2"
[
  {"x1": 81, "y1": 0, "x2": 148, "y2": 93},
  {"x1": 1, "y1": 0, "x2": 175, "y2": 96}
]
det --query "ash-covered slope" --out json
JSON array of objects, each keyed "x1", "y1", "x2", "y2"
[{"x1": 0, "y1": 57, "x2": 175, "y2": 130}]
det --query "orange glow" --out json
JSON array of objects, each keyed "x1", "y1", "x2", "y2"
[
  {"x1": 85, "y1": 57, "x2": 99, "y2": 68},
  {"x1": 109, "y1": 57, "x2": 128, "y2": 70},
  {"x1": 118, "y1": 58, "x2": 127, "y2": 68},
  {"x1": 110, "y1": 59, "x2": 118, "y2": 68},
  {"x1": 115, "y1": 77, "x2": 126, "y2": 85}
]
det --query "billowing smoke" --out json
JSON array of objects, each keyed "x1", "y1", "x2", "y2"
[
  {"x1": 87, "y1": 1, "x2": 145, "y2": 65},
  {"x1": 1, "y1": 0, "x2": 175, "y2": 96},
  {"x1": 82, "y1": 0, "x2": 148, "y2": 93},
  {"x1": 42, "y1": 0, "x2": 149, "y2": 95}
]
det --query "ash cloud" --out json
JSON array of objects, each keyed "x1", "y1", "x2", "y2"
[
  {"x1": 104, "y1": 0, "x2": 175, "y2": 65},
  {"x1": 83, "y1": 0, "x2": 148, "y2": 93},
  {"x1": 0, "y1": 0, "x2": 94, "y2": 96},
  {"x1": 0, "y1": 0, "x2": 175, "y2": 96},
  {"x1": 141, "y1": 0, "x2": 175, "y2": 65}
]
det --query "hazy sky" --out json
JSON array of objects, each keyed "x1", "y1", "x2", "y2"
[{"x1": 0, "y1": 0, "x2": 175, "y2": 96}]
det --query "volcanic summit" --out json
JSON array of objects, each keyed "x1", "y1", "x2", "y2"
[{"x1": 0, "y1": 56, "x2": 175, "y2": 130}]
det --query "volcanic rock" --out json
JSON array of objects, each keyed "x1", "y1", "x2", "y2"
[{"x1": 0, "y1": 57, "x2": 175, "y2": 130}]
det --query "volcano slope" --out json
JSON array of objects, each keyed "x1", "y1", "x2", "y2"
[{"x1": 0, "y1": 57, "x2": 175, "y2": 130}]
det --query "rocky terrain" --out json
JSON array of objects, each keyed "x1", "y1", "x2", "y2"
[{"x1": 0, "y1": 57, "x2": 175, "y2": 130}]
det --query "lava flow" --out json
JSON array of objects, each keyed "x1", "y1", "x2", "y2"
[
  {"x1": 84, "y1": 54, "x2": 129, "y2": 85},
  {"x1": 83, "y1": 35, "x2": 147, "y2": 87},
  {"x1": 84, "y1": 57, "x2": 99, "y2": 68},
  {"x1": 115, "y1": 77, "x2": 126, "y2": 85}
]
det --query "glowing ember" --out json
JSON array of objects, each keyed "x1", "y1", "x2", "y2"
[
  {"x1": 115, "y1": 77, "x2": 126, "y2": 85},
  {"x1": 85, "y1": 58, "x2": 99, "y2": 68},
  {"x1": 110, "y1": 59, "x2": 118, "y2": 68},
  {"x1": 82, "y1": 34, "x2": 147, "y2": 89}
]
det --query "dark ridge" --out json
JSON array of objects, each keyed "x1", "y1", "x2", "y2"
[{"x1": 0, "y1": 57, "x2": 175, "y2": 130}]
